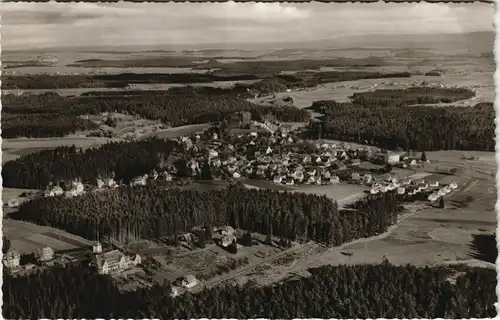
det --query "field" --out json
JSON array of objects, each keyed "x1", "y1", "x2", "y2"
[
  {"x1": 3, "y1": 218, "x2": 92, "y2": 254},
  {"x1": 291, "y1": 184, "x2": 368, "y2": 206},
  {"x1": 3, "y1": 136, "x2": 125, "y2": 163}
]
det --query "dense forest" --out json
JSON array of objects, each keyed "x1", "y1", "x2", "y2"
[
  {"x1": 3, "y1": 70, "x2": 411, "y2": 93},
  {"x1": 3, "y1": 263, "x2": 496, "y2": 319},
  {"x1": 306, "y1": 92, "x2": 494, "y2": 151},
  {"x1": 2, "y1": 139, "x2": 178, "y2": 189},
  {"x1": 2, "y1": 73, "x2": 260, "y2": 90},
  {"x1": 350, "y1": 87, "x2": 475, "y2": 106},
  {"x1": 12, "y1": 186, "x2": 403, "y2": 246},
  {"x1": 2, "y1": 113, "x2": 98, "y2": 138}
]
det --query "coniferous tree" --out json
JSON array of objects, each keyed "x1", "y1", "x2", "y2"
[
  {"x1": 421, "y1": 151, "x2": 427, "y2": 162},
  {"x1": 439, "y1": 197, "x2": 445, "y2": 209},
  {"x1": 200, "y1": 160, "x2": 213, "y2": 181},
  {"x1": 2, "y1": 236, "x2": 11, "y2": 254}
]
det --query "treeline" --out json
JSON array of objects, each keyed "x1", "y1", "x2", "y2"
[
  {"x1": 3, "y1": 263, "x2": 496, "y2": 319},
  {"x1": 2, "y1": 73, "x2": 260, "y2": 90},
  {"x1": 250, "y1": 71, "x2": 411, "y2": 95},
  {"x1": 2, "y1": 139, "x2": 178, "y2": 189},
  {"x1": 2, "y1": 113, "x2": 98, "y2": 138},
  {"x1": 12, "y1": 185, "x2": 403, "y2": 246},
  {"x1": 307, "y1": 99, "x2": 494, "y2": 151},
  {"x1": 191, "y1": 57, "x2": 387, "y2": 75},
  {"x1": 350, "y1": 87, "x2": 475, "y2": 106}
]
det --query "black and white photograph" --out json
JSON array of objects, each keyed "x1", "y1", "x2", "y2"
[{"x1": 1, "y1": 1, "x2": 497, "y2": 318}]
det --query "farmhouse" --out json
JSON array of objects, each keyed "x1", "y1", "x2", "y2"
[
  {"x1": 3, "y1": 250, "x2": 21, "y2": 268},
  {"x1": 36, "y1": 247, "x2": 55, "y2": 262},
  {"x1": 382, "y1": 151, "x2": 403, "y2": 165}
]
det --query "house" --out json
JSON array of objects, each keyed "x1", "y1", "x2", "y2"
[
  {"x1": 72, "y1": 181, "x2": 84, "y2": 193},
  {"x1": 322, "y1": 171, "x2": 331, "y2": 179},
  {"x1": 130, "y1": 175, "x2": 148, "y2": 186},
  {"x1": 330, "y1": 175, "x2": 340, "y2": 184},
  {"x1": 363, "y1": 174, "x2": 373, "y2": 184},
  {"x1": 93, "y1": 250, "x2": 126, "y2": 275},
  {"x1": 162, "y1": 171, "x2": 173, "y2": 181},
  {"x1": 221, "y1": 234, "x2": 236, "y2": 247},
  {"x1": 208, "y1": 149, "x2": 219, "y2": 159},
  {"x1": 307, "y1": 176, "x2": 316, "y2": 184},
  {"x1": 171, "y1": 286, "x2": 181, "y2": 297},
  {"x1": 349, "y1": 159, "x2": 361, "y2": 166},
  {"x1": 36, "y1": 247, "x2": 54, "y2": 262},
  {"x1": 351, "y1": 172, "x2": 361, "y2": 181},
  {"x1": 97, "y1": 178, "x2": 105, "y2": 189},
  {"x1": 44, "y1": 186, "x2": 64, "y2": 197},
  {"x1": 383, "y1": 151, "x2": 402, "y2": 164},
  {"x1": 228, "y1": 111, "x2": 252, "y2": 127},
  {"x1": 7, "y1": 198, "x2": 20, "y2": 208},
  {"x1": 104, "y1": 178, "x2": 118, "y2": 188},
  {"x1": 182, "y1": 275, "x2": 199, "y2": 289},
  {"x1": 3, "y1": 250, "x2": 20, "y2": 268}
]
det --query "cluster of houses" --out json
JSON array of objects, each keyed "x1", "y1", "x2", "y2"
[
  {"x1": 129, "y1": 169, "x2": 174, "y2": 187},
  {"x1": 427, "y1": 182, "x2": 458, "y2": 201},
  {"x1": 369, "y1": 175, "x2": 458, "y2": 198},
  {"x1": 171, "y1": 124, "x2": 393, "y2": 187},
  {"x1": 3, "y1": 246, "x2": 55, "y2": 271},
  {"x1": 44, "y1": 181, "x2": 85, "y2": 198}
]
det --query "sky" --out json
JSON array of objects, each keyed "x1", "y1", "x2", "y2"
[{"x1": 1, "y1": 1, "x2": 494, "y2": 51}]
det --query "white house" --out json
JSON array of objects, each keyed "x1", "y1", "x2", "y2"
[
  {"x1": 182, "y1": 275, "x2": 199, "y2": 289},
  {"x1": 3, "y1": 250, "x2": 20, "y2": 268},
  {"x1": 7, "y1": 198, "x2": 20, "y2": 208},
  {"x1": 36, "y1": 247, "x2": 55, "y2": 262}
]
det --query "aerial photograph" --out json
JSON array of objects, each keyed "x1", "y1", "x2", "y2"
[{"x1": 1, "y1": 1, "x2": 497, "y2": 318}]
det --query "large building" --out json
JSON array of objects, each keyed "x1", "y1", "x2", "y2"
[
  {"x1": 379, "y1": 151, "x2": 403, "y2": 165},
  {"x1": 92, "y1": 249, "x2": 141, "y2": 275}
]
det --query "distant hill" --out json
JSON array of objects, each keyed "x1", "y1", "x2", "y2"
[
  {"x1": 329, "y1": 31, "x2": 494, "y2": 51},
  {"x1": 5, "y1": 31, "x2": 493, "y2": 55}
]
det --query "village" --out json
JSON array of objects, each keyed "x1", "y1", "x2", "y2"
[
  {"x1": 3, "y1": 111, "x2": 467, "y2": 297},
  {"x1": 6, "y1": 111, "x2": 458, "y2": 206}
]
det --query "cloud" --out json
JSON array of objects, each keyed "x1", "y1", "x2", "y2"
[{"x1": 1, "y1": 2, "x2": 493, "y2": 50}]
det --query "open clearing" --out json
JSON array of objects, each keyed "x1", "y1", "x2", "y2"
[
  {"x1": 3, "y1": 218, "x2": 93, "y2": 254},
  {"x1": 291, "y1": 184, "x2": 368, "y2": 206},
  {"x1": 3, "y1": 136, "x2": 125, "y2": 164}
]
